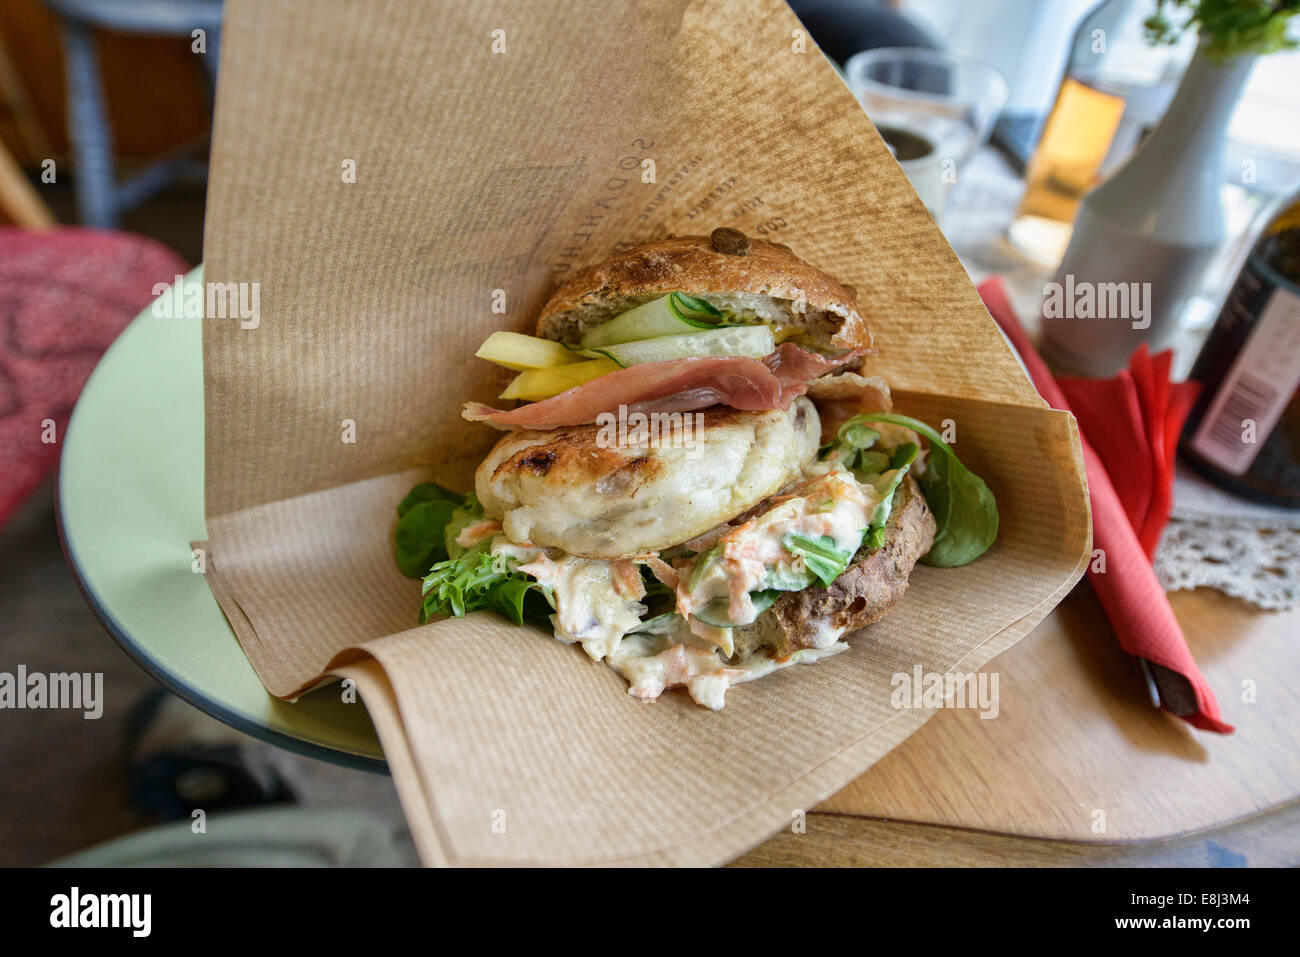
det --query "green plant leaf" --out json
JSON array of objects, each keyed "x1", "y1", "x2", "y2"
[
  {"x1": 848, "y1": 413, "x2": 999, "y2": 567},
  {"x1": 687, "y1": 542, "x2": 724, "y2": 592},
  {"x1": 420, "y1": 541, "x2": 553, "y2": 626},
  {"x1": 784, "y1": 533, "x2": 855, "y2": 587},
  {"x1": 394, "y1": 499, "x2": 458, "y2": 578},
  {"x1": 1145, "y1": 0, "x2": 1299, "y2": 60},
  {"x1": 443, "y1": 493, "x2": 488, "y2": 559},
  {"x1": 397, "y1": 481, "x2": 463, "y2": 518}
]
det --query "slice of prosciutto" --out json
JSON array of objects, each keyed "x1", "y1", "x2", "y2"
[{"x1": 463, "y1": 343, "x2": 861, "y2": 430}]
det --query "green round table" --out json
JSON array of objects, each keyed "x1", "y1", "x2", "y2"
[{"x1": 59, "y1": 269, "x2": 385, "y2": 770}]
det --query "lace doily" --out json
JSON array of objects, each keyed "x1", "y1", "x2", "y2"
[{"x1": 1153, "y1": 466, "x2": 1300, "y2": 611}]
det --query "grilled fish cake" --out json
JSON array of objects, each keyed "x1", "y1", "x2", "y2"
[{"x1": 476, "y1": 397, "x2": 820, "y2": 559}]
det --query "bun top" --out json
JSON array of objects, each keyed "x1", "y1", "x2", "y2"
[{"x1": 535, "y1": 229, "x2": 873, "y2": 354}]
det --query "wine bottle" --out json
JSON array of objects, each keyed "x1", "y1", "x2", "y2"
[
  {"x1": 1008, "y1": 0, "x2": 1195, "y2": 268},
  {"x1": 1181, "y1": 193, "x2": 1300, "y2": 508}
]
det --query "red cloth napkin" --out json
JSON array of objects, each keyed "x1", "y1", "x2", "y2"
[
  {"x1": 979, "y1": 277, "x2": 1232, "y2": 734},
  {"x1": 1058, "y1": 348, "x2": 1201, "y2": 561}
]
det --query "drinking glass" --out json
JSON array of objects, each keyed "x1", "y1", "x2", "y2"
[{"x1": 845, "y1": 47, "x2": 1007, "y2": 222}]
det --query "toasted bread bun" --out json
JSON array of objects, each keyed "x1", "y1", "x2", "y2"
[
  {"x1": 731, "y1": 474, "x2": 935, "y2": 661},
  {"x1": 535, "y1": 230, "x2": 873, "y2": 355}
]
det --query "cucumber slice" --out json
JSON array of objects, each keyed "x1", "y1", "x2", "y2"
[
  {"x1": 672, "y1": 293, "x2": 722, "y2": 320},
  {"x1": 585, "y1": 325, "x2": 774, "y2": 367},
  {"x1": 628, "y1": 612, "x2": 682, "y2": 636},
  {"x1": 687, "y1": 543, "x2": 724, "y2": 592},
  {"x1": 760, "y1": 563, "x2": 817, "y2": 593},
  {"x1": 692, "y1": 590, "x2": 779, "y2": 628},
  {"x1": 580, "y1": 293, "x2": 727, "y2": 349}
]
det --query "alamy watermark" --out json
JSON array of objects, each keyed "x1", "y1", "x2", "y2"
[
  {"x1": 891, "y1": 665, "x2": 999, "y2": 719},
  {"x1": 1043, "y1": 274, "x2": 1151, "y2": 330},
  {"x1": 50, "y1": 887, "x2": 150, "y2": 937},
  {"x1": 595, "y1": 405, "x2": 706, "y2": 456},
  {"x1": 152, "y1": 275, "x2": 261, "y2": 329},
  {"x1": 0, "y1": 666, "x2": 102, "y2": 719}
]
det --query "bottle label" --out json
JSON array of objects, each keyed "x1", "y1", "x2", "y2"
[{"x1": 1190, "y1": 282, "x2": 1300, "y2": 475}]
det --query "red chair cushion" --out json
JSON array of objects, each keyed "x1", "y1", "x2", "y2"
[{"x1": 0, "y1": 227, "x2": 189, "y2": 528}]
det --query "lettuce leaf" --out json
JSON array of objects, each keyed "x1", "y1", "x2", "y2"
[
  {"x1": 420, "y1": 540, "x2": 553, "y2": 626},
  {"x1": 395, "y1": 482, "x2": 552, "y2": 624}
]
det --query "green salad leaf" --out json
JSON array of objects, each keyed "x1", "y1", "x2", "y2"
[
  {"x1": 420, "y1": 539, "x2": 553, "y2": 626},
  {"x1": 394, "y1": 482, "x2": 553, "y2": 625},
  {"x1": 394, "y1": 482, "x2": 464, "y2": 579},
  {"x1": 629, "y1": 611, "x2": 682, "y2": 635},
  {"x1": 397, "y1": 482, "x2": 463, "y2": 517},
  {"x1": 861, "y1": 442, "x2": 918, "y2": 526},
  {"x1": 821, "y1": 417, "x2": 882, "y2": 474},
  {"x1": 442, "y1": 492, "x2": 488, "y2": 559},
  {"x1": 784, "y1": 533, "x2": 855, "y2": 588},
  {"x1": 687, "y1": 542, "x2": 724, "y2": 592},
  {"x1": 846, "y1": 413, "x2": 999, "y2": 567},
  {"x1": 691, "y1": 589, "x2": 781, "y2": 628}
]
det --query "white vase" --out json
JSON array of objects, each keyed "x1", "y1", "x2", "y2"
[{"x1": 1040, "y1": 43, "x2": 1257, "y2": 376}]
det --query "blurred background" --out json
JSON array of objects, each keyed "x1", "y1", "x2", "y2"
[{"x1": 0, "y1": 0, "x2": 1296, "y2": 865}]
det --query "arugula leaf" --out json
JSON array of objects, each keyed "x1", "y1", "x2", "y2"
[
  {"x1": 890, "y1": 442, "x2": 919, "y2": 471},
  {"x1": 854, "y1": 450, "x2": 891, "y2": 474},
  {"x1": 847, "y1": 413, "x2": 998, "y2": 567},
  {"x1": 420, "y1": 540, "x2": 553, "y2": 625},
  {"x1": 820, "y1": 415, "x2": 887, "y2": 474},
  {"x1": 839, "y1": 420, "x2": 881, "y2": 451},
  {"x1": 856, "y1": 442, "x2": 917, "y2": 530},
  {"x1": 784, "y1": 533, "x2": 855, "y2": 587},
  {"x1": 761, "y1": 562, "x2": 817, "y2": 592},
  {"x1": 394, "y1": 482, "x2": 464, "y2": 579}
]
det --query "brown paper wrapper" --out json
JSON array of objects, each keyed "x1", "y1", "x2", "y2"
[{"x1": 200, "y1": 0, "x2": 1090, "y2": 865}]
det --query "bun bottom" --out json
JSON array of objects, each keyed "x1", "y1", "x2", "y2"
[{"x1": 731, "y1": 475, "x2": 935, "y2": 661}]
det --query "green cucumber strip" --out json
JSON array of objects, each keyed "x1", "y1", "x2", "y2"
[
  {"x1": 760, "y1": 562, "x2": 817, "y2": 592},
  {"x1": 691, "y1": 589, "x2": 779, "y2": 628},
  {"x1": 671, "y1": 292, "x2": 722, "y2": 320},
  {"x1": 579, "y1": 295, "x2": 709, "y2": 349},
  {"x1": 583, "y1": 325, "x2": 774, "y2": 366},
  {"x1": 687, "y1": 543, "x2": 724, "y2": 593},
  {"x1": 580, "y1": 293, "x2": 743, "y2": 349},
  {"x1": 629, "y1": 612, "x2": 682, "y2": 635}
]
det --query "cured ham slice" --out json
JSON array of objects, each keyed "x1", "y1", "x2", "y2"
[{"x1": 464, "y1": 343, "x2": 860, "y2": 430}]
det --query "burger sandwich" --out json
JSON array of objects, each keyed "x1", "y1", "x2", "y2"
[{"x1": 393, "y1": 228, "x2": 998, "y2": 709}]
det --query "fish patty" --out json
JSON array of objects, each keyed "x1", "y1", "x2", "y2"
[{"x1": 476, "y1": 398, "x2": 820, "y2": 559}]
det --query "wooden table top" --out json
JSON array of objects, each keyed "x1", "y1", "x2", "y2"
[
  {"x1": 738, "y1": 149, "x2": 1300, "y2": 866},
  {"x1": 745, "y1": 584, "x2": 1299, "y2": 863}
]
